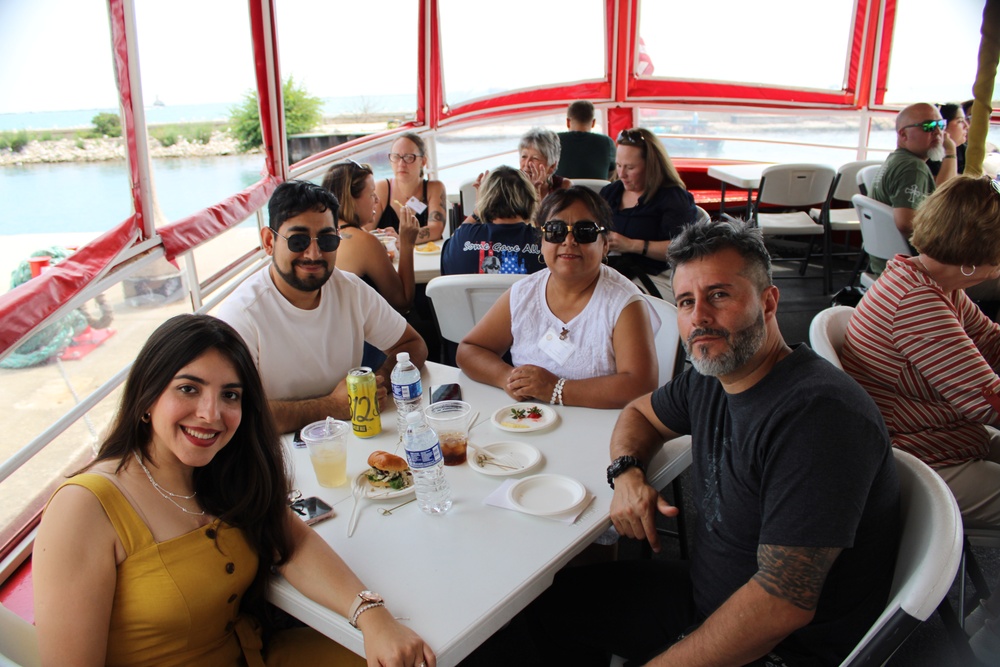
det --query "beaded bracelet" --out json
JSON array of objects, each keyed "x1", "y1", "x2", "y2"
[
  {"x1": 550, "y1": 378, "x2": 566, "y2": 406},
  {"x1": 350, "y1": 601, "x2": 385, "y2": 628}
]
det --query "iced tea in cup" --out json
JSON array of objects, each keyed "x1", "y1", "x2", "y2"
[
  {"x1": 301, "y1": 418, "x2": 349, "y2": 487},
  {"x1": 423, "y1": 400, "x2": 472, "y2": 466}
]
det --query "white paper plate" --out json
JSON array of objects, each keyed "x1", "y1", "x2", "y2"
[
  {"x1": 491, "y1": 403, "x2": 558, "y2": 433},
  {"x1": 354, "y1": 471, "x2": 415, "y2": 500},
  {"x1": 414, "y1": 243, "x2": 442, "y2": 255},
  {"x1": 468, "y1": 441, "x2": 541, "y2": 477},
  {"x1": 506, "y1": 474, "x2": 586, "y2": 516}
]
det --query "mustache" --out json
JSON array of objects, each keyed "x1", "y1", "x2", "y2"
[{"x1": 687, "y1": 327, "x2": 730, "y2": 346}]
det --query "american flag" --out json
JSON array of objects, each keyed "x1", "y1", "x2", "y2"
[{"x1": 499, "y1": 251, "x2": 527, "y2": 274}]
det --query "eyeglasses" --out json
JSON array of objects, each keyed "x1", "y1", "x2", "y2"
[
  {"x1": 272, "y1": 229, "x2": 341, "y2": 253},
  {"x1": 617, "y1": 129, "x2": 646, "y2": 145},
  {"x1": 542, "y1": 220, "x2": 606, "y2": 244},
  {"x1": 388, "y1": 153, "x2": 423, "y2": 164},
  {"x1": 902, "y1": 119, "x2": 947, "y2": 133}
]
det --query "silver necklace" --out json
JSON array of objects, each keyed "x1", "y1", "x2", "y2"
[{"x1": 133, "y1": 451, "x2": 205, "y2": 516}]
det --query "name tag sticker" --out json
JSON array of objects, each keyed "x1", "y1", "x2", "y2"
[
  {"x1": 404, "y1": 196, "x2": 428, "y2": 215},
  {"x1": 539, "y1": 327, "x2": 574, "y2": 365}
]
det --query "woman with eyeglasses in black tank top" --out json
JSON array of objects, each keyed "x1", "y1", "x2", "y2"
[{"x1": 371, "y1": 133, "x2": 448, "y2": 243}]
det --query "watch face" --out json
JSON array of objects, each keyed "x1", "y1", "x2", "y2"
[{"x1": 360, "y1": 591, "x2": 383, "y2": 604}]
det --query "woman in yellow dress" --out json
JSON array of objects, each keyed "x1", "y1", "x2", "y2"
[{"x1": 34, "y1": 314, "x2": 435, "y2": 667}]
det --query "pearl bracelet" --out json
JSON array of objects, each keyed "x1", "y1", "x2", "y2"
[
  {"x1": 350, "y1": 601, "x2": 385, "y2": 628},
  {"x1": 550, "y1": 378, "x2": 566, "y2": 406}
]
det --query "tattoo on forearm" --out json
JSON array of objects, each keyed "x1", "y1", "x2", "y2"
[
  {"x1": 753, "y1": 544, "x2": 840, "y2": 611},
  {"x1": 431, "y1": 210, "x2": 444, "y2": 223},
  {"x1": 417, "y1": 228, "x2": 430, "y2": 240}
]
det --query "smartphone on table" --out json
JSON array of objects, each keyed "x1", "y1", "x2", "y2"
[
  {"x1": 290, "y1": 496, "x2": 335, "y2": 526},
  {"x1": 430, "y1": 383, "x2": 462, "y2": 403}
]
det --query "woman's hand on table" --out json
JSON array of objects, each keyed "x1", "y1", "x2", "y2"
[
  {"x1": 357, "y1": 607, "x2": 436, "y2": 667},
  {"x1": 505, "y1": 364, "x2": 558, "y2": 402},
  {"x1": 610, "y1": 469, "x2": 679, "y2": 554}
]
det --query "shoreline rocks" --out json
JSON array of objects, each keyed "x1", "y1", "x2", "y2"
[{"x1": 0, "y1": 131, "x2": 252, "y2": 167}]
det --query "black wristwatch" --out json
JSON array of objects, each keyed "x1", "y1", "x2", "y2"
[{"x1": 607, "y1": 456, "x2": 645, "y2": 489}]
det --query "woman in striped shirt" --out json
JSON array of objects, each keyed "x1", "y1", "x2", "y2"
[{"x1": 841, "y1": 176, "x2": 1000, "y2": 660}]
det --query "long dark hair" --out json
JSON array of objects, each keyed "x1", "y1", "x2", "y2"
[{"x1": 90, "y1": 314, "x2": 293, "y2": 615}]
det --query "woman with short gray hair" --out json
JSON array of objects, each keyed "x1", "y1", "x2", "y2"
[{"x1": 519, "y1": 127, "x2": 572, "y2": 200}]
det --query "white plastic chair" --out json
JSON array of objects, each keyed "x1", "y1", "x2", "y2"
[
  {"x1": 808, "y1": 305, "x2": 855, "y2": 371},
  {"x1": 839, "y1": 449, "x2": 963, "y2": 666},
  {"x1": 459, "y1": 180, "x2": 477, "y2": 218},
  {"x1": 0, "y1": 604, "x2": 40, "y2": 667},
  {"x1": 571, "y1": 178, "x2": 611, "y2": 194},
  {"x1": 753, "y1": 163, "x2": 838, "y2": 292},
  {"x1": 857, "y1": 164, "x2": 881, "y2": 197},
  {"x1": 641, "y1": 295, "x2": 681, "y2": 386},
  {"x1": 693, "y1": 205, "x2": 711, "y2": 224},
  {"x1": 851, "y1": 195, "x2": 911, "y2": 288},
  {"x1": 811, "y1": 160, "x2": 882, "y2": 232},
  {"x1": 424, "y1": 274, "x2": 527, "y2": 344}
]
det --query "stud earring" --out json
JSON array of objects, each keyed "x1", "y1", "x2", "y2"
[{"x1": 142, "y1": 412, "x2": 151, "y2": 423}]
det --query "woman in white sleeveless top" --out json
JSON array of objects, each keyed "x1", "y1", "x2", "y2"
[{"x1": 458, "y1": 187, "x2": 659, "y2": 408}]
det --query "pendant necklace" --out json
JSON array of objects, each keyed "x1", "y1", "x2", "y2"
[{"x1": 133, "y1": 451, "x2": 205, "y2": 516}]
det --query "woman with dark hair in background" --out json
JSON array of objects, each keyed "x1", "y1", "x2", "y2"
[
  {"x1": 927, "y1": 102, "x2": 968, "y2": 178},
  {"x1": 34, "y1": 314, "x2": 435, "y2": 667}
]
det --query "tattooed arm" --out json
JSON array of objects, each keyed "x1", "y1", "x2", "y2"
[
  {"x1": 419, "y1": 181, "x2": 448, "y2": 242},
  {"x1": 648, "y1": 544, "x2": 841, "y2": 666}
]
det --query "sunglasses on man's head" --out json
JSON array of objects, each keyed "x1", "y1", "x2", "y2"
[
  {"x1": 617, "y1": 129, "x2": 646, "y2": 145},
  {"x1": 902, "y1": 119, "x2": 947, "y2": 133},
  {"x1": 542, "y1": 220, "x2": 606, "y2": 244},
  {"x1": 388, "y1": 153, "x2": 422, "y2": 164},
  {"x1": 273, "y1": 229, "x2": 341, "y2": 253}
]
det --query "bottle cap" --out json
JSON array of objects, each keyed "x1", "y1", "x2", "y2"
[
  {"x1": 406, "y1": 410, "x2": 422, "y2": 424},
  {"x1": 397, "y1": 352, "x2": 410, "y2": 362}
]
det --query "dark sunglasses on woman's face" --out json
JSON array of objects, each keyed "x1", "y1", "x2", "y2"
[
  {"x1": 542, "y1": 220, "x2": 606, "y2": 244},
  {"x1": 273, "y1": 229, "x2": 341, "y2": 253}
]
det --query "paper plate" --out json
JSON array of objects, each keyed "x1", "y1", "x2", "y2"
[
  {"x1": 506, "y1": 474, "x2": 586, "y2": 516},
  {"x1": 414, "y1": 243, "x2": 442, "y2": 255},
  {"x1": 354, "y1": 471, "x2": 414, "y2": 500},
  {"x1": 491, "y1": 403, "x2": 558, "y2": 433},
  {"x1": 468, "y1": 441, "x2": 541, "y2": 477}
]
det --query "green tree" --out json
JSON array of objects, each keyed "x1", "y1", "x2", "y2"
[
  {"x1": 228, "y1": 77, "x2": 322, "y2": 152},
  {"x1": 91, "y1": 112, "x2": 122, "y2": 138}
]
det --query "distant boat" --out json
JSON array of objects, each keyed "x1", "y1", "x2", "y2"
[{"x1": 152, "y1": 96, "x2": 165, "y2": 107}]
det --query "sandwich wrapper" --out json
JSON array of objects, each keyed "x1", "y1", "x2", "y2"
[{"x1": 483, "y1": 479, "x2": 594, "y2": 524}]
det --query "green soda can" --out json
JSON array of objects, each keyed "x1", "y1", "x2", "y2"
[{"x1": 346, "y1": 366, "x2": 381, "y2": 438}]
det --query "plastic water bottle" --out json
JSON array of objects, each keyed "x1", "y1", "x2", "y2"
[
  {"x1": 403, "y1": 411, "x2": 452, "y2": 515},
  {"x1": 391, "y1": 352, "x2": 423, "y2": 436}
]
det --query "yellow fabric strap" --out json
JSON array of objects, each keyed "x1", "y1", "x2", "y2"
[
  {"x1": 234, "y1": 615, "x2": 266, "y2": 667},
  {"x1": 965, "y1": 0, "x2": 1000, "y2": 177}
]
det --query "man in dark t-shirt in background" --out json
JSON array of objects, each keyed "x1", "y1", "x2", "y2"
[
  {"x1": 555, "y1": 100, "x2": 616, "y2": 180},
  {"x1": 517, "y1": 220, "x2": 900, "y2": 666}
]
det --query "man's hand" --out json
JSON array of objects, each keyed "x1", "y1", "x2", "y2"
[
  {"x1": 328, "y1": 378, "x2": 352, "y2": 420},
  {"x1": 610, "y1": 468, "x2": 679, "y2": 553}
]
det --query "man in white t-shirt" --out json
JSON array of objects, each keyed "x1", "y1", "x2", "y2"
[{"x1": 217, "y1": 180, "x2": 427, "y2": 433}]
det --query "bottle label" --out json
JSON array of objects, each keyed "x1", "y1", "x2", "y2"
[
  {"x1": 392, "y1": 379, "x2": 422, "y2": 401},
  {"x1": 405, "y1": 443, "x2": 442, "y2": 469}
]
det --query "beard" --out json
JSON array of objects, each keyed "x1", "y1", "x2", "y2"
[
  {"x1": 273, "y1": 259, "x2": 333, "y2": 292},
  {"x1": 926, "y1": 145, "x2": 947, "y2": 162},
  {"x1": 683, "y1": 308, "x2": 766, "y2": 377}
]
